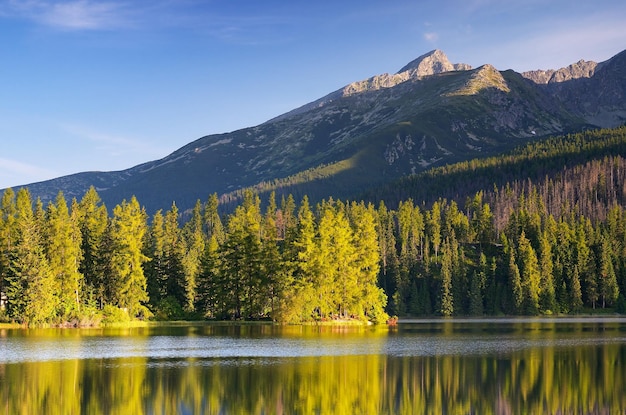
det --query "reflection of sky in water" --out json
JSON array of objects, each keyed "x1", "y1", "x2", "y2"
[{"x1": 2, "y1": 318, "x2": 626, "y2": 364}]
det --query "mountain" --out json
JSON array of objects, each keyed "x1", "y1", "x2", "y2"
[{"x1": 14, "y1": 49, "x2": 626, "y2": 213}]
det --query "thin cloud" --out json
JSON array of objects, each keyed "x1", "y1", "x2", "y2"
[
  {"x1": 0, "y1": 0, "x2": 132, "y2": 30},
  {"x1": 60, "y1": 123, "x2": 167, "y2": 159},
  {"x1": 0, "y1": 157, "x2": 58, "y2": 187},
  {"x1": 424, "y1": 32, "x2": 439, "y2": 42},
  {"x1": 493, "y1": 17, "x2": 626, "y2": 71}
]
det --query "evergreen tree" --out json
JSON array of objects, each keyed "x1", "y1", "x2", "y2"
[
  {"x1": 506, "y1": 237, "x2": 523, "y2": 314},
  {"x1": 260, "y1": 192, "x2": 284, "y2": 315},
  {"x1": 376, "y1": 201, "x2": 400, "y2": 314},
  {"x1": 181, "y1": 200, "x2": 205, "y2": 312},
  {"x1": 538, "y1": 230, "x2": 556, "y2": 313},
  {"x1": 439, "y1": 237, "x2": 454, "y2": 317},
  {"x1": 575, "y1": 220, "x2": 597, "y2": 308},
  {"x1": 570, "y1": 266, "x2": 584, "y2": 312},
  {"x1": 598, "y1": 234, "x2": 620, "y2": 308},
  {"x1": 317, "y1": 201, "x2": 357, "y2": 318},
  {"x1": 350, "y1": 202, "x2": 388, "y2": 322},
  {"x1": 279, "y1": 194, "x2": 297, "y2": 241},
  {"x1": 46, "y1": 192, "x2": 83, "y2": 319},
  {"x1": 204, "y1": 193, "x2": 225, "y2": 245},
  {"x1": 0, "y1": 189, "x2": 17, "y2": 309},
  {"x1": 109, "y1": 196, "x2": 149, "y2": 317},
  {"x1": 469, "y1": 253, "x2": 487, "y2": 315},
  {"x1": 517, "y1": 231, "x2": 540, "y2": 314},
  {"x1": 428, "y1": 201, "x2": 442, "y2": 259},
  {"x1": 6, "y1": 189, "x2": 56, "y2": 324},
  {"x1": 221, "y1": 190, "x2": 262, "y2": 318},
  {"x1": 77, "y1": 187, "x2": 109, "y2": 308},
  {"x1": 277, "y1": 196, "x2": 316, "y2": 323}
]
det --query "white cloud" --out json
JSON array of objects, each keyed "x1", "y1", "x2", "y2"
[
  {"x1": 59, "y1": 122, "x2": 166, "y2": 159},
  {"x1": 0, "y1": 0, "x2": 131, "y2": 30},
  {"x1": 0, "y1": 157, "x2": 58, "y2": 188},
  {"x1": 424, "y1": 32, "x2": 439, "y2": 42},
  {"x1": 492, "y1": 17, "x2": 626, "y2": 71}
]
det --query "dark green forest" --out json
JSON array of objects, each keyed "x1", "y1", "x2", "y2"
[{"x1": 2, "y1": 127, "x2": 626, "y2": 326}]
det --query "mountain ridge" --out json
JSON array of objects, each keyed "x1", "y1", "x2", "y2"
[{"x1": 10, "y1": 48, "x2": 626, "y2": 214}]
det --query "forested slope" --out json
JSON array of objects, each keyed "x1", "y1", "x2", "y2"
[{"x1": 2, "y1": 127, "x2": 626, "y2": 325}]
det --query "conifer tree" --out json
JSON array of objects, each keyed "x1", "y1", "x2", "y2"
[
  {"x1": 0, "y1": 189, "x2": 17, "y2": 308},
  {"x1": 469, "y1": 253, "x2": 487, "y2": 315},
  {"x1": 77, "y1": 187, "x2": 109, "y2": 308},
  {"x1": 428, "y1": 201, "x2": 442, "y2": 259},
  {"x1": 317, "y1": 201, "x2": 357, "y2": 318},
  {"x1": 181, "y1": 200, "x2": 205, "y2": 312},
  {"x1": 518, "y1": 231, "x2": 540, "y2": 314},
  {"x1": 277, "y1": 195, "x2": 316, "y2": 323},
  {"x1": 570, "y1": 266, "x2": 584, "y2": 312},
  {"x1": 538, "y1": 230, "x2": 556, "y2": 313},
  {"x1": 145, "y1": 209, "x2": 166, "y2": 304},
  {"x1": 221, "y1": 190, "x2": 262, "y2": 318},
  {"x1": 46, "y1": 192, "x2": 83, "y2": 319},
  {"x1": 204, "y1": 193, "x2": 225, "y2": 245},
  {"x1": 376, "y1": 201, "x2": 400, "y2": 314},
  {"x1": 439, "y1": 237, "x2": 454, "y2": 317},
  {"x1": 350, "y1": 202, "x2": 388, "y2": 322},
  {"x1": 6, "y1": 189, "x2": 56, "y2": 324},
  {"x1": 598, "y1": 234, "x2": 620, "y2": 308},
  {"x1": 109, "y1": 196, "x2": 149, "y2": 317},
  {"x1": 575, "y1": 220, "x2": 596, "y2": 308},
  {"x1": 261, "y1": 192, "x2": 284, "y2": 315},
  {"x1": 506, "y1": 237, "x2": 523, "y2": 314}
]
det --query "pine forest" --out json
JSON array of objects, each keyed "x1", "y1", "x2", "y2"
[{"x1": 2, "y1": 126, "x2": 626, "y2": 326}]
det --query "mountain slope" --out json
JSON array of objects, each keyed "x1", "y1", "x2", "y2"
[{"x1": 16, "y1": 49, "x2": 626, "y2": 213}]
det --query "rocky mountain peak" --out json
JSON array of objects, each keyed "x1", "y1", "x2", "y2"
[
  {"x1": 397, "y1": 49, "x2": 472, "y2": 77},
  {"x1": 522, "y1": 59, "x2": 599, "y2": 84},
  {"x1": 338, "y1": 50, "x2": 472, "y2": 98}
]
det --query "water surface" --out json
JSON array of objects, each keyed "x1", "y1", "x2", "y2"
[{"x1": 1, "y1": 318, "x2": 625, "y2": 414}]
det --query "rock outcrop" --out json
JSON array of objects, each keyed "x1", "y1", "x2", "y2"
[{"x1": 522, "y1": 59, "x2": 598, "y2": 84}]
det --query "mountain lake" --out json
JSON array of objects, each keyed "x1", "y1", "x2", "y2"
[{"x1": 1, "y1": 317, "x2": 625, "y2": 414}]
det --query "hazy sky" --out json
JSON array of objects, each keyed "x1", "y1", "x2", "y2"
[{"x1": 1, "y1": 0, "x2": 625, "y2": 189}]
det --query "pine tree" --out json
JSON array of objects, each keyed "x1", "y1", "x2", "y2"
[
  {"x1": 428, "y1": 201, "x2": 442, "y2": 259},
  {"x1": 197, "y1": 231, "x2": 222, "y2": 318},
  {"x1": 317, "y1": 201, "x2": 357, "y2": 318},
  {"x1": 570, "y1": 266, "x2": 584, "y2": 312},
  {"x1": 518, "y1": 231, "x2": 540, "y2": 314},
  {"x1": 575, "y1": 220, "x2": 597, "y2": 308},
  {"x1": 77, "y1": 187, "x2": 109, "y2": 308},
  {"x1": 145, "y1": 209, "x2": 166, "y2": 304},
  {"x1": 204, "y1": 193, "x2": 225, "y2": 245},
  {"x1": 145, "y1": 204, "x2": 185, "y2": 317},
  {"x1": 350, "y1": 202, "x2": 388, "y2": 322},
  {"x1": 439, "y1": 237, "x2": 454, "y2": 317},
  {"x1": 221, "y1": 190, "x2": 262, "y2": 318},
  {"x1": 376, "y1": 201, "x2": 400, "y2": 315},
  {"x1": 0, "y1": 189, "x2": 17, "y2": 311},
  {"x1": 598, "y1": 234, "x2": 620, "y2": 308},
  {"x1": 507, "y1": 237, "x2": 523, "y2": 314},
  {"x1": 109, "y1": 196, "x2": 149, "y2": 317},
  {"x1": 277, "y1": 195, "x2": 316, "y2": 323},
  {"x1": 469, "y1": 253, "x2": 487, "y2": 315},
  {"x1": 538, "y1": 231, "x2": 556, "y2": 313},
  {"x1": 181, "y1": 200, "x2": 206, "y2": 312},
  {"x1": 6, "y1": 189, "x2": 56, "y2": 324},
  {"x1": 260, "y1": 192, "x2": 284, "y2": 316},
  {"x1": 46, "y1": 192, "x2": 83, "y2": 319}
]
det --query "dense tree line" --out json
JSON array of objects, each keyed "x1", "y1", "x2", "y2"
[
  {"x1": 2, "y1": 127, "x2": 626, "y2": 325},
  {"x1": 0, "y1": 188, "x2": 387, "y2": 325},
  {"x1": 366, "y1": 126, "x2": 626, "y2": 210}
]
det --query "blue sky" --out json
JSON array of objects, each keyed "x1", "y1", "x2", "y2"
[{"x1": 1, "y1": 0, "x2": 625, "y2": 189}]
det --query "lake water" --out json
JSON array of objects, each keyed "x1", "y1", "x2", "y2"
[{"x1": 1, "y1": 318, "x2": 625, "y2": 414}]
